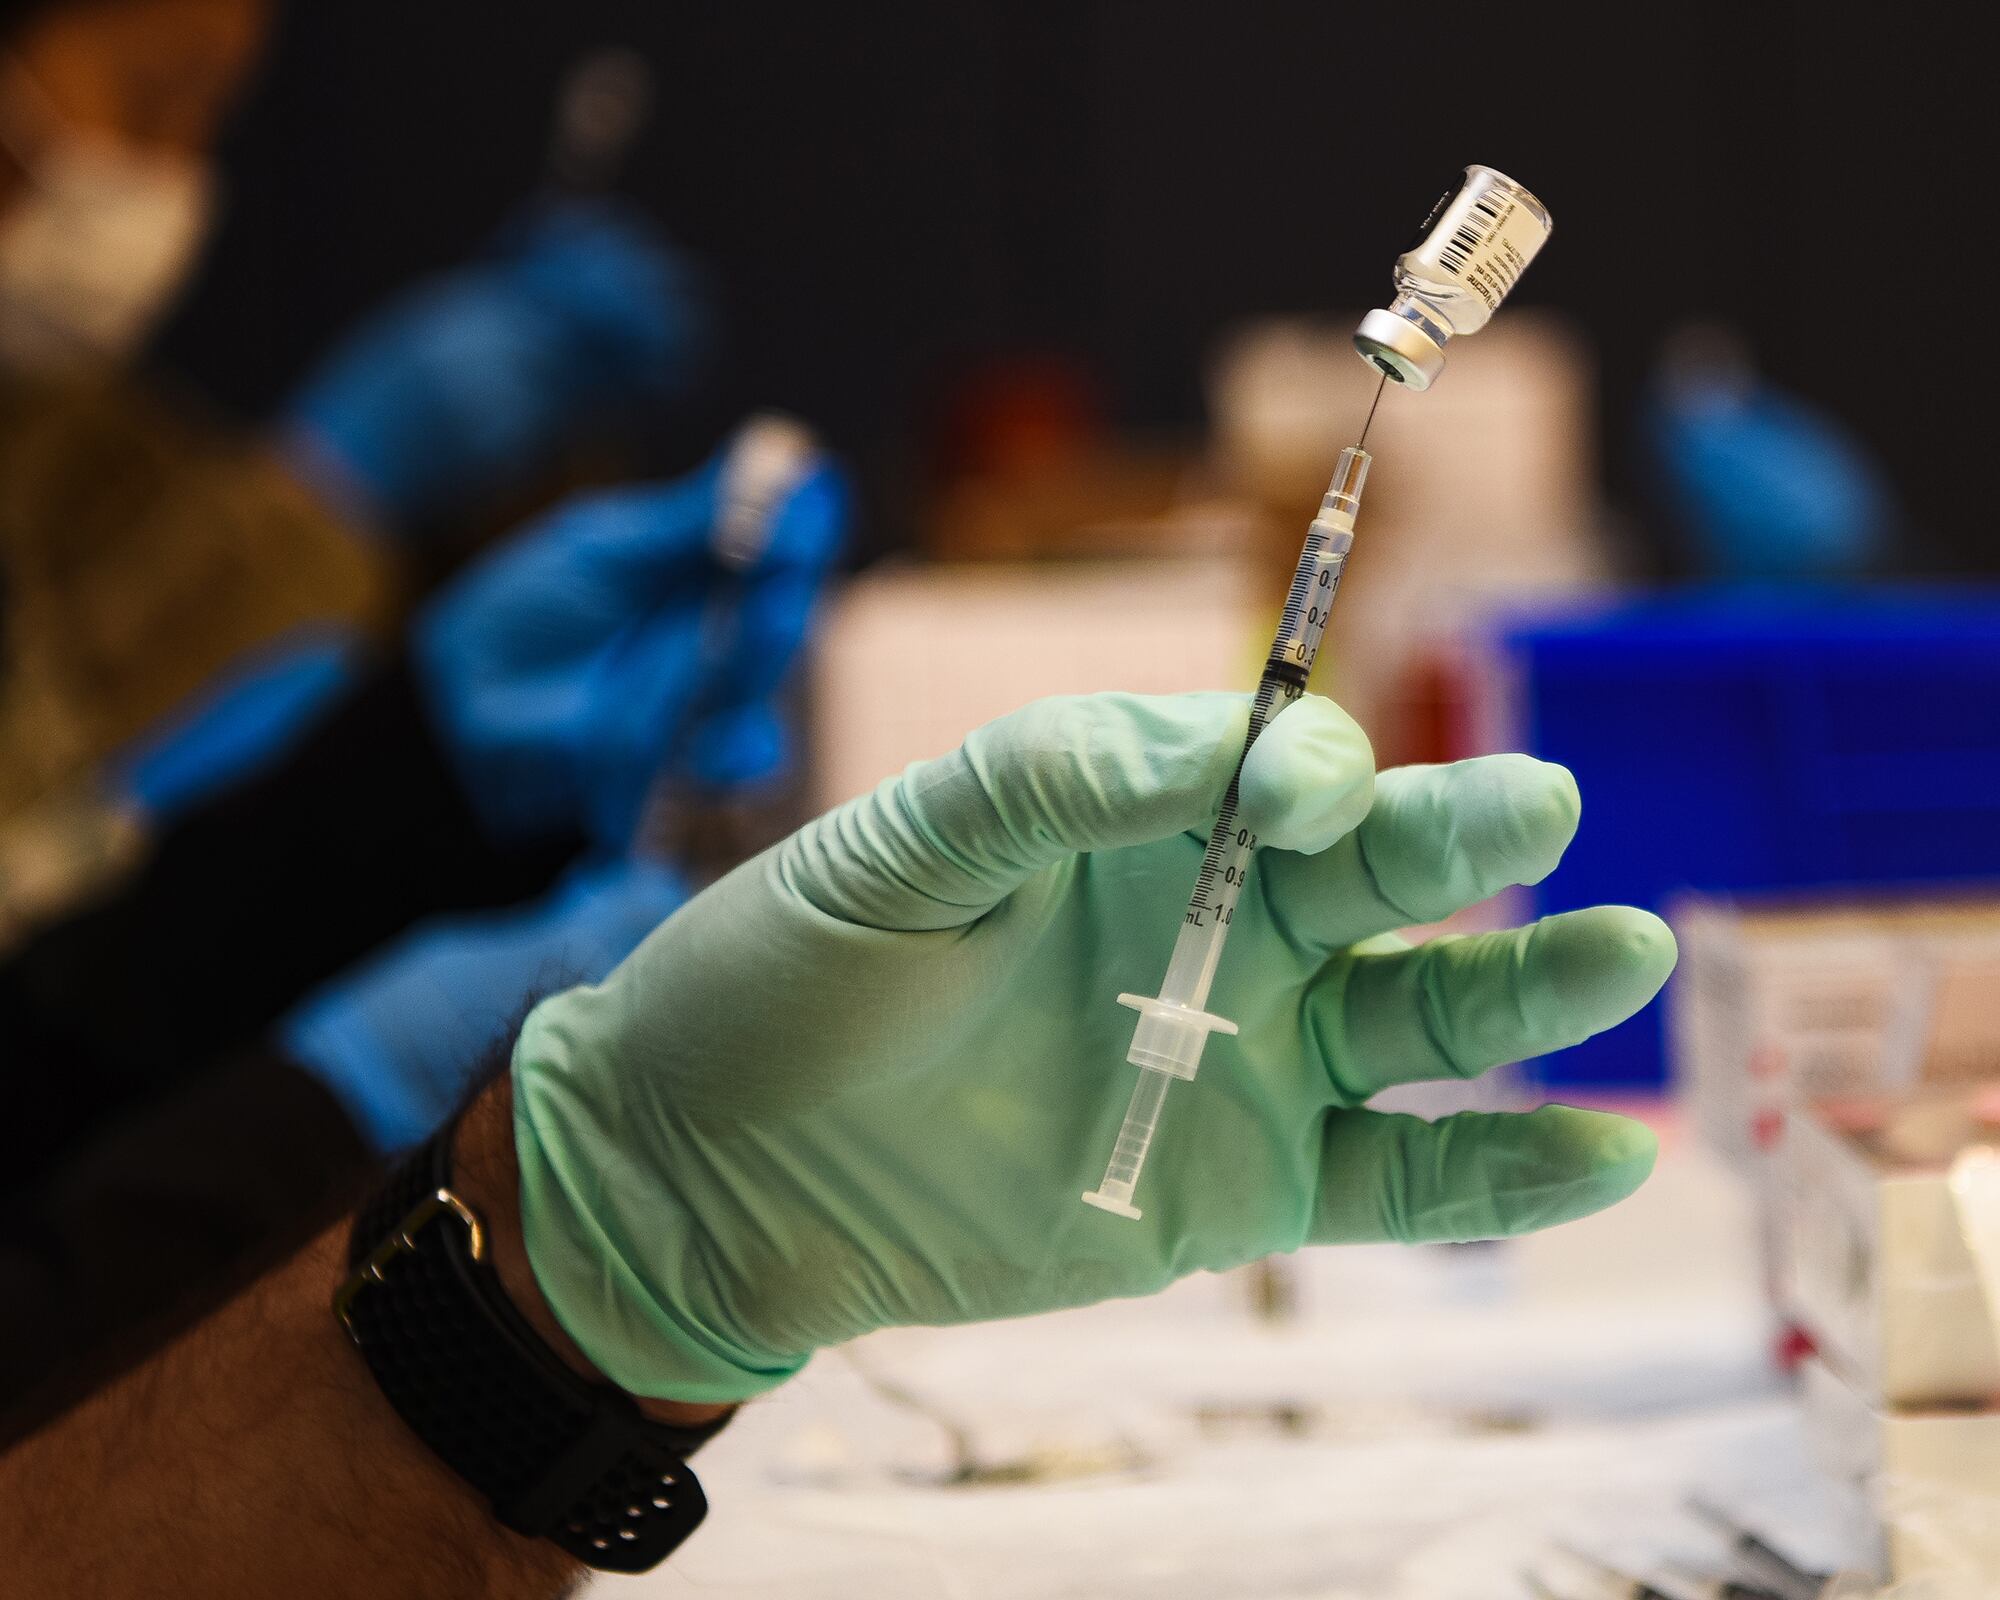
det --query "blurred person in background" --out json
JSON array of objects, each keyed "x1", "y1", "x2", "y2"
[
  {"x1": 0, "y1": 0, "x2": 848, "y2": 1442},
  {"x1": 0, "y1": 0, "x2": 378, "y2": 919},
  {"x1": 0, "y1": 424, "x2": 849, "y2": 1443},
  {"x1": 0, "y1": 0, "x2": 705, "y2": 940}
]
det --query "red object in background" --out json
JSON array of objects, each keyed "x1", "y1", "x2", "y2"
[
  {"x1": 1382, "y1": 651, "x2": 1481, "y2": 769},
  {"x1": 928, "y1": 353, "x2": 1104, "y2": 481},
  {"x1": 1774, "y1": 1321, "x2": 1818, "y2": 1373},
  {"x1": 1752, "y1": 1106, "x2": 1787, "y2": 1150}
]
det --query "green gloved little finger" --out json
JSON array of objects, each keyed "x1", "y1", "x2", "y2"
[{"x1": 1312, "y1": 1103, "x2": 1659, "y2": 1245}]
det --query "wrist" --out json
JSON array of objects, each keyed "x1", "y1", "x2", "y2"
[{"x1": 449, "y1": 1079, "x2": 730, "y2": 1429}]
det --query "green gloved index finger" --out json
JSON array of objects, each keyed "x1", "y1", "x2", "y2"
[
  {"x1": 1309, "y1": 1103, "x2": 1659, "y2": 1245},
  {"x1": 1307, "y1": 905, "x2": 1678, "y2": 1103},
  {"x1": 1250, "y1": 754, "x2": 1581, "y2": 958},
  {"x1": 801, "y1": 691, "x2": 1373, "y2": 931}
]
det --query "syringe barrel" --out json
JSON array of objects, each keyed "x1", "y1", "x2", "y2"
[
  {"x1": 1137, "y1": 444, "x2": 1372, "y2": 1030},
  {"x1": 1270, "y1": 448, "x2": 1367, "y2": 674},
  {"x1": 1091, "y1": 445, "x2": 1373, "y2": 1220}
]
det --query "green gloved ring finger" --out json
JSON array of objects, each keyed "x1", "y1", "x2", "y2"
[
  {"x1": 1305, "y1": 905, "x2": 1678, "y2": 1104},
  {"x1": 1309, "y1": 1104, "x2": 1659, "y2": 1245}
]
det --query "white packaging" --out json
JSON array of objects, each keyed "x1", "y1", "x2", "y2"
[
  {"x1": 811, "y1": 559, "x2": 1256, "y2": 813},
  {"x1": 1672, "y1": 895, "x2": 2000, "y2": 1183},
  {"x1": 1801, "y1": 1356, "x2": 2000, "y2": 1583},
  {"x1": 1783, "y1": 1095, "x2": 2000, "y2": 1405}
]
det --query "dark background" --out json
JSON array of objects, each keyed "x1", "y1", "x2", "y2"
[{"x1": 153, "y1": 1, "x2": 1986, "y2": 570}]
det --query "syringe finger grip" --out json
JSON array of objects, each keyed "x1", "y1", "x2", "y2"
[{"x1": 1118, "y1": 993, "x2": 1237, "y2": 1080}]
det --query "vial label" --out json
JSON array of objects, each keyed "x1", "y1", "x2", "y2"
[
  {"x1": 1408, "y1": 185, "x2": 1548, "y2": 314},
  {"x1": 1401, "y1": 175, "x2": 1465, "y2": 254}
]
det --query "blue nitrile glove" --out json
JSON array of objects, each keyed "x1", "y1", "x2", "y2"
[
  {"x1": 682, "y1": 701, "x2": 790, "y2": 793},
  {"x1": 106, "y1": 632, "x2": 359, "y2": 823},
  {"x1": 1646, "y1": 375, "x2": 1893, "y2": 578},
  {"x1": 282, "y1": 200, "x2": 707, "y2": 531},
  {"x1": 414, "y1": 446, "x2": 848, "y2": 848},
  {"x1": 283, "y1": 854, "x2": 687, "y2": 1153},
  {"x1": 511, "y1": 691, "x2": 1678, "y2": 1403}
]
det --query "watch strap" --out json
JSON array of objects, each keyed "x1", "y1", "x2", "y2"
[{"x1": 338, "y1": 1130, "x2": 723, "y2": 1572}]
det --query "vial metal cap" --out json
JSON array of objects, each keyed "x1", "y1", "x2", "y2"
[{"x1": 1353, "y1": 307, "x2": 1445, "y2": 391}]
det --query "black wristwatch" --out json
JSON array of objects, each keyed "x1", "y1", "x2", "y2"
[{"x1": 335, "y1": 1128, "x2": 728, "y2": 1573}]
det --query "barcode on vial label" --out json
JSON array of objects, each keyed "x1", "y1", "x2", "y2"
[{"x1": 1438, "y1": 195, "x2": 1516, "y2": 284}]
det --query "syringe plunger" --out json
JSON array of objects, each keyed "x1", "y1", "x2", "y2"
[{"x1": 1081, "y1": 1069, "x2": 1171, "y2": 1219}]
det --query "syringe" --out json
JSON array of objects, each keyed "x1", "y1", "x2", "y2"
[
  {"x1": 1081, "y1": 162, "x2": 1552, "y2": 1221},
  {"x1": 1082, "y1": 436, "x2": 1373, "y2": 1219}
]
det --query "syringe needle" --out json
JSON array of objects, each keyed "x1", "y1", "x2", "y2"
[{"x1": 1356, "y1": 371, "x2": 1389, "y2": 451}]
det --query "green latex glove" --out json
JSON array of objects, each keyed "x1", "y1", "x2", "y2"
[{"x1": 513, "y1": 692, "x2": 1677, "y2": 1401}]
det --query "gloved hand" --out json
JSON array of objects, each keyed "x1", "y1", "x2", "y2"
[
  {"x1": 282, "y1": 200, "x2": 706, "y2": 531},
  {"x1": 283, "y1": 855, "x2": 687, "y2": 1153},
  {"x1": 511, "y1": 691, "x2": 1677, "y2": 1403},
  {"x1": 414, "y1": 443, "x2": 847, "y2": 847},
  {"x1": 106, "y1": 631, "x2": 358, "y2": 823},
  {"x1": 1646, "y1": 374, "x2": 1893, "y2": 579}
]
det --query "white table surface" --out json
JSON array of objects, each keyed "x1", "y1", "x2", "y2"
[{"x1": 598, "y1": 1113, "x2": 1878, "y2": 1598}]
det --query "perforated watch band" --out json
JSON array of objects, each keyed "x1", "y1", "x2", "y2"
[{"x1": 336, "y1": 1130, "x2": 725, "y2": 1573}]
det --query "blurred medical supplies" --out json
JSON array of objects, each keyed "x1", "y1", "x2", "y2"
[
  {"x1": 1484, "y1": 594, "x2": 2000, "y2": 1088},
  {"x1": 1525, "y1": 1498, "x2": 1835, "y2": 1600},
  {"x1": 811, "y1": 558, "x2": 1258, "y2": 812},
  {"x1": 1686, "y1": 1501, "x2": 1832, "y2": 1600},
  {"x1": 641, "y1": 414, "x2": 832, "y2": 877},
  {"x1": 1781, "y1": 1091, "x2": 2000, "y2": 1407},
  {"x1": 1775, "y1": 1094, "x2": 2000, "y2": 1585},
  {"x1": 1674, "y1": 894, "x2": 2000, "y2": 1182},
  {"x1": 1801, "y1": 1356, "x2": 2000, "y2": 1584}
]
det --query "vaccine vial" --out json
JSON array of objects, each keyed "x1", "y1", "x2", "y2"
[{"x1": 1353, "y1": 165, "x2": 1552, "y2": 390}]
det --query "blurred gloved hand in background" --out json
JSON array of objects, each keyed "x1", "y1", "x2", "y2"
[
  {"x1": 94, "y1": 424, "x2": 842, "y2": 869},
  {"x1": 1644, "y1": 325, "x2": 1895, "y2": 579},
  {"x1": 415, "y1": 434, "x2": 848, "y2": 848},
  {"x1": 280, "y1": 200, "x2": 707, "y2": 533},
  {"x1": 105, "y1": 631, "x2": 359, "y2": 824},
  {"x1": 510, "y1": 690, "x2": 1678, "y2": 1403},
  {"x1": 282, "y1": 854, "x2": 687, "y2": 1153}
]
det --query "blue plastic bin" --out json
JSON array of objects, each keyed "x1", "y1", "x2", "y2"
[{"x1": 1496, "y1": 589, "x2": 2000, "y2": 1089}]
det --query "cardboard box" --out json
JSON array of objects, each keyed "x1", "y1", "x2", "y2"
[{"x1": 810, "y1": 559, "x2": 1258, "y2": 813}]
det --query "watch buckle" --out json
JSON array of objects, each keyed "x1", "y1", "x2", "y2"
[{"x1": 334, "y1": 1188, "x2": 487, "y2": 1326}]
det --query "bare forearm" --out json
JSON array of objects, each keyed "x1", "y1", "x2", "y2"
[
  {"x1": 0, "y1": 1080, "x2": 722, "y2": 1597},
  {"x1": 0, "y1": 1221, "x2": 577, "y2": 1598}
]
